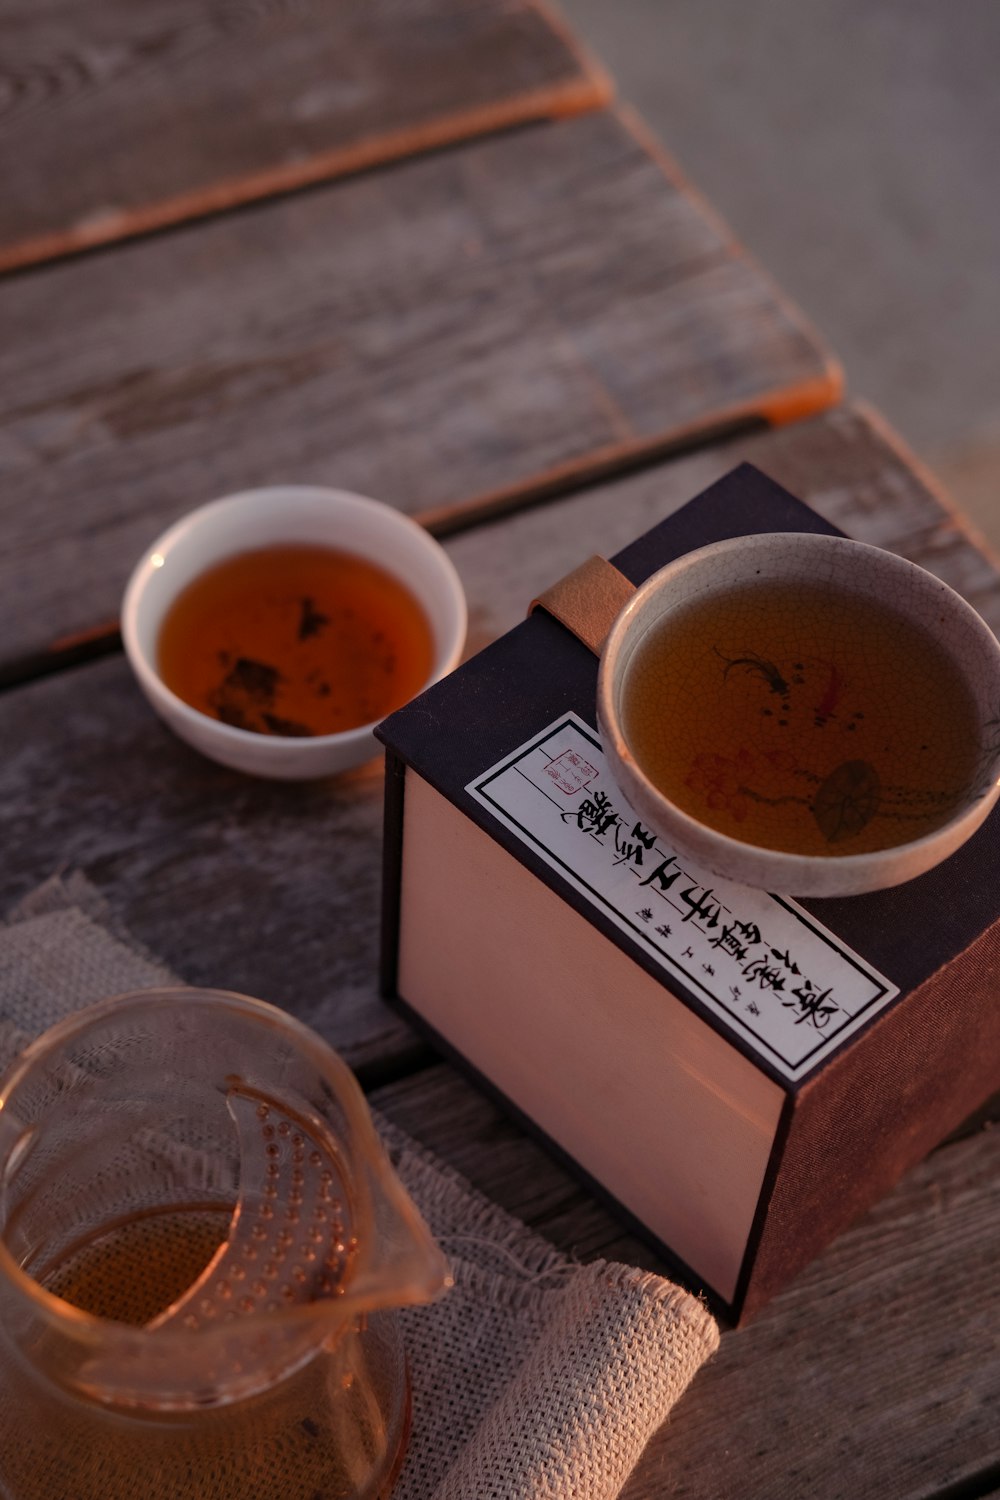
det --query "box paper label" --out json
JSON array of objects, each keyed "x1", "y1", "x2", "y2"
[{"x1": 466, "y1": 713, "x2": 899, "y2": 1081}]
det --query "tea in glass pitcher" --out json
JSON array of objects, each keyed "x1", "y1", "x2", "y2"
[{"x1": 0, "y1": 990, "x2": 449, "y2": 1500}]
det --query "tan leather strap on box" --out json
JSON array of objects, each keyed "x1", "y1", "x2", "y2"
[{"x1": 530, "y1": 555, "x2": 636, "y2": 657}]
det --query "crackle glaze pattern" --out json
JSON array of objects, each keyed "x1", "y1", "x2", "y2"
[
  {"x1": 622, "y1": 578, "x2": 980, "y2": 857},
  {"x1": 597, "y1": 534, "x2": 1000, "y2": 896}
]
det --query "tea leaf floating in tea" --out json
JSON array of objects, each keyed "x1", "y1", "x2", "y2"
[
  {"x1": 811, "y1": 760, "x2": 881, "y2": 843},
  {"x1": 157, "y1": 544, "x2": 434, "y2": 737}
]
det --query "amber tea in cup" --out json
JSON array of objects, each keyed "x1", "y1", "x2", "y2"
[
  {"x1": 158, "y1": 543, "x2": 434, "y2": 738},
  {"x1": 621, "y1": 577, "x2": 980, "y2": 858},
  {"x1": 593, "y1": 532, "x2": 1000, "y2": 896},
  {"x1": 626, "y1": 573, "x2": 983, "y2": 858},
  {"x1": 121, "y1": 486, "x2": 467, "y2": 779}
]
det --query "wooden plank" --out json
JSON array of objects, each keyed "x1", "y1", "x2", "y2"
[
  {"x1": 0, "y1": 405, "x2": 994, "y2": 1074},
  {"x1": 445, "y1": 400, "x2": 1000, "y2": 651},
  {"x1": 0, "y1": 654, "x2": 409, "y2": 1075},
  {"x1": 2, "y1": 403, "x2": 998, "y2": 1495},
  {"x1": 0, "y1": 108, "x2": 839, "y2": 677},
  {"x1": 371, "y1": 1061, "x2": 1000, "y2": 1500},
  {"x1": 0, "y1": 0, "x2": 610, "y2": 273}
]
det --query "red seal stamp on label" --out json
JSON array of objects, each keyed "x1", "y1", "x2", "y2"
[{"x1": 544, "y1": 748, "x2": 598, "y2": 794}]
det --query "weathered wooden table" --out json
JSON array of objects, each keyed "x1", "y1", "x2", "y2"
[{"x1": 1, "y1": 3, "x2": 997, "y2": 1495}]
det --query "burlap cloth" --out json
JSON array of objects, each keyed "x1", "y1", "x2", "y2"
[{"x1": 0, "y1": 874, "x2": 719, "y2": 1500}]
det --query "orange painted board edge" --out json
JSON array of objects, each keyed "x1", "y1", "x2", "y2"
[{"x1": 0, "y1": 4, "x2": 612, "y2": 277}]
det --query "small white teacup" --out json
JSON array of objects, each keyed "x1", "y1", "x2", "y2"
[
  {"x1": 537, "y1": 534, "x2": 1000, "y2": 896},
  {"x1": 122, "y1": 486, "x2": 467, "y2": 779}
]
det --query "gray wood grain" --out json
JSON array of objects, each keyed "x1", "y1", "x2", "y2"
[
  {"x1": 0, "y1": 108, "x2": 838, "y2": 676},
  {"x1": 448, "y1": 401, "x2": 1000, "y2": 657},
  {"x1": 1, "y1": 404, "x2": 998, "y2": 1498},
  {"x1": 372, "y1": 1061, "x2": 1000, "y2": 1500},
  {"x1": 0, "y1": 405, "x2": 995, "y2": 1078},
  {"x1": 0, "y1": 0, "x2": 609, "y2": 271},
  {"x1": 0, "y1": 654, "x2": 406, "y2": 1071}
]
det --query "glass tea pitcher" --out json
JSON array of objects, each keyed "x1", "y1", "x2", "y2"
[{"x1": 0, "y1": 989, "x2": 450, "y2": 1500}]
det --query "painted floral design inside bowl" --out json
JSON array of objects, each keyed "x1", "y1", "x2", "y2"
[{"x1": 597, "y1": 533, "x2": 1000, "y2": 897}]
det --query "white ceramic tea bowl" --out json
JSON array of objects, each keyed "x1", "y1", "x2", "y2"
[
  {"x1": 121, "y1": 486, "x2": 467, "y2": 779},
  {"x1": 591, "y1": 533, "x2": 1000, "y2": 897}
]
